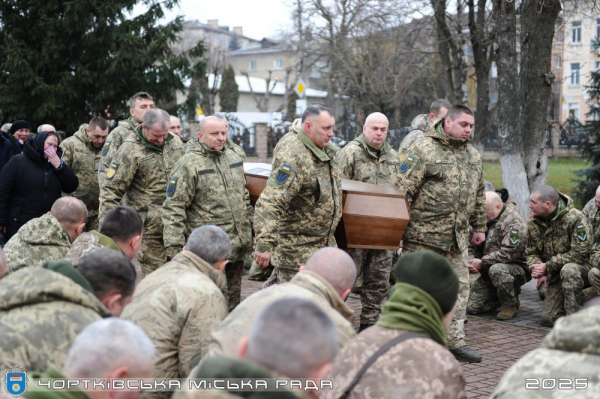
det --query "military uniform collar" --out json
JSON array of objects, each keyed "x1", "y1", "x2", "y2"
[
  {"x1": 429, "y1": 118, "x2": 469, "y2": 147},
  {"x1": 75, "y1": 126, "x2": 101, "y2": 153},
  {"x1": 296, "y1": 128, "x2": 338, "y2": 161},
  {"x1": 355, "y1": 134, "x2": 390, "y2": 159},
  {"x1": 175, "y1": 250, "x2": 227, "y2": 291},
  {"x1": 198, "y1": 140, "x2": 226, "y2": 157},
  {"x1": 91, "y1": 230, "x2": 125, "y2": 255},
  {"x1": 135, "y1": 124, "x2": 173, "y2": 152}
]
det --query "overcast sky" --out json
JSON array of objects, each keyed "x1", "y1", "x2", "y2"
[{"x1": 167, "y1": 0, "x2": 292, "y2": 40}]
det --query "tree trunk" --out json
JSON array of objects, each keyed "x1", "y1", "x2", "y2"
[{"x1": 431, "y1": 0, "x2": 461, "y2": 104}]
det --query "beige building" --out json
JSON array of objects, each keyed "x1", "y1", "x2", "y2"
[
  {"x1": 559, "y1": 1, "x2": 600, "y2": 124},
  {"x1": 174, "y1": 20, "x2": 260, "y2": 56},
  {"x1": 227, "y1": 39, "x2": 297, "y2": 82}
]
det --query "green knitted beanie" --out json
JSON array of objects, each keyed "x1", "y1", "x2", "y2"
[
  {"x1": 394, "y1": 250, "x2": 459, "y2": 314},
  {"x1": 42, "y1": 259, "x2": 94, "y2": 293}
]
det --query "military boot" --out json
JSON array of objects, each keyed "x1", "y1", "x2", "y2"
[
  {"x1": 449, "y1": 346, "x2": 482, "y2": 363},
  {"x1": 496, "y1": 306, "x2": 517, "y2": 320}
]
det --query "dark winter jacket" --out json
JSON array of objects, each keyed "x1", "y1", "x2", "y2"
[
  {"x1": 0, "y1": 133, "x2": 18, "y2": 174},
  {"x1": 0, "y1": 131, "x2": 79, "y2": 239}
]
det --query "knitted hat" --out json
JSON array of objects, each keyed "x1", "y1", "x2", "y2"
[
  {"x1": 42, "y1": 260, "x2": 94, "y2": 293},
  {"x1": 9, "y1": 120, "x2": 31, "y2": 134},
  {"x1": 394, "y1": 251, "x2": 459, "y2": 314}
]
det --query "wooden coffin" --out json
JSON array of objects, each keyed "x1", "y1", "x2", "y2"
[{"x1": 244, "y1": 163, "x2": 409, "y2": 251}]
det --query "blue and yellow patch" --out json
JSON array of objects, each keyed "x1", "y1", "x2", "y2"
[
  {"x1": 577, "y1": 222, "x2": 588, "y2": 242},
  {"x1": 167, "y1": 177, "x2": 178, "y2": 196},
  {"x1": 275, "y1": 163, "x2": 292, "y2": 185},
  {"x1": 106, "y1": 161, "x2": 119, "y2": 179},
  {"x1": 102, "y1": 140, "x2": 111, "y2": 156},
  {"x1": 400, "y1": 155, "x2": 414, "y2": 173},
  {"x1": 509, "y1": 228, "x2": 519, "y2": 246}
]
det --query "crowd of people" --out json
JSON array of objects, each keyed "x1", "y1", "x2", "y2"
[{"x1": 0, "y1": 93, "x2": 599, "y2": 398}]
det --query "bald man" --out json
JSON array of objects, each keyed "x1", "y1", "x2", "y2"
[
  {"x1": 169, "y1": 115, "x2": 182, "y2": 137},
  {"x1": 337, "y1": 112, "x2": 402, "y2": 331},
  {"x1": 206, "y1": 247, "x2": 357, "y2": 359},
  {"x1": 467, "y1": 191, "x2": 529, "y2": 320}
]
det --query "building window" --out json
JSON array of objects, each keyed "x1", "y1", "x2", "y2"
[
  {"x1": 572, "y1": 21, "x2": 582, "y2": 44},
  {"x1": 570, "y1": 63, "x2": 580, "y2": 85},
  {"x1": 249, "y1": 60, "x2": 257, "y2": 71},
  {"x1": 557, "y1": 29, "x2": 563, "y2": 43},
  {"x1": 274, "y1": 59, "x2": 283, "y2": 69},
  {"x1": 596, "y1": 19, "x2": 600, "y2": 40},
  {"x1": 556, "y1": 56, "x2": 562, "y2": 69},
  {"x1": 568, "y1": 102, "x2": 580, "y2": 121},
  {"x1": 596, "y1": 61, "x2": 600, "y2": 71}
]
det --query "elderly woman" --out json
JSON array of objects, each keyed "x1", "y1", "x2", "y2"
[{"x1": 0, "y1": 131, "x2": 79, "y2": 240}]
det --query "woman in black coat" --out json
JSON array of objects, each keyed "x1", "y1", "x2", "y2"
[{"x1": 0, "y1": 131, "x2": 79, "y2": 240}]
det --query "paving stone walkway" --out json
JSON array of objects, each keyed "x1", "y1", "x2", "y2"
[{"x1": 240, "y1": 277, "x2": 552, "y2": 399}]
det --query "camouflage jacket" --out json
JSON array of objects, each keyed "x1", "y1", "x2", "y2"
[
  {"x1": 323, "y1": 325, "x2": 467, "y2": 399},
  {"x1": 122, "y1": 250, "x2": 228, "y2": 382},
  {"x1": 98, "y1": 117, "x2": 139, "y2": 185},
  {"x1": 185, "y1": 137, "x2": 246, "y2": 161},
  {"x1": 491, "y1": 306, "x2": 600, "y2": 399},
  {"x1": 0, "y1": 267, "x2": 110, "y2": 371},
  {"x1": 5, "y1": 214, "x2": 72, "y2": 273},
  {"x1": 582, "y1": 198, "x2": 600, "y2": 268},
  {"x1": 207, "y1": 271, "x2": 356, "y2": 358},
  {"x1": 254, "y1": 120, "x2": 343, "y2": 271},
  {"x1": 398, "y1": 119, "x2": 486, "y2": 253},
  {"x1": 398, "y1": 114, "x2": 429, "y2": 154},
  {"x1": 98, "y1": 126, "x2": 184, "y2": 237},
  {"x1": 337, "y1": 134, "x2": 401, "y2": 188},
  {"x1": 60, "y1": 127, "x2": 102, "y2": 219},
  {"x1": 162, "y1": 142, "x2": 253, "y2": 261},
  {"x1": 526, "y1": 193, "x2": 593, "y2": 279},
  {"x1": 473, "y1": 202, "x2": 529, "y2": 278},
  {"x1": 66, "y1": 231, "x2": 143, "y2": 282}
]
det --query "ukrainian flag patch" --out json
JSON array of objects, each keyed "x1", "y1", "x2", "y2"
[
  {"x1": 577, "y1": 222, "x2": 588, "y2": 242},
  {"x1": 167, "y1": 177, "x2": 178, "y2": 196},
  {"x1": 509, "y1": 228, "x2": 519, "y2": 246},
  {"x1": 276, "y1": 163, "x2": 292, "y2": 185},
  {"x1": 400, "y1": 155, "x2": 414, "y2": 173},
  {"x1": 102, "y1": 140, "x2": 111, "y2": 155}
]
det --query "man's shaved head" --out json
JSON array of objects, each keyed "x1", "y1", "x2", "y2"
[
  {"x1": 364, "y1": 112, "x2": 388, "y2": 126},
  {"x1": 304, "y1": 248, "x2": 357, "y2": 296},
  {"x1": 485, "y1": 191, "x2": 503, "y2": 221},
  {"x1": 531, "y1": 185, "x2": 560, "y2": 206}
]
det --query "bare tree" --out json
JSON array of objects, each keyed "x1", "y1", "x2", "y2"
[{"x1": 242, "y1": 70, "x2": 279, "y2": 112}]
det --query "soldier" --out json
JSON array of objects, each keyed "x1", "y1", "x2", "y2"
[
  {"x1": 528, "y1": 185, "x2": 593, "y2": 327},
  {"x1": 169, "y1": 115, "x2": 182, "y2": 137},
  {"x1": 207, "y1": 247, "x2": 357, "y2": 359},
  {"x1": 254, "y1": 104, "x2": 342, "y2": 284},
  {"x1": 98, "y1": 92, "x2": 154, "y2": 183},
  {"x1": 583, "y1": 185, "x2": 600, "y2": 301},
  {"x1": 324, "y1": 251, "x2": 466, "y2": 399},
  {"x1": 337, "y1": 112, "x2": 401, "y2": 331},
  {"x1": 186, "y1": 114, "x2": 246, "y2": 160},
  {"x1": 67, "y1": 206, "x2": 144, "y2": 282},
  {"x1": 467, "y1": 191, "x2": 530, "y2": 320},
  {"x1": 26, "y1": 318, "x2": 155, "y2": 399},
  {"x1": 398, "y1": 104, "x2": 486, "y2": 363},
  {"x1": 491, "y1": 298, "x2": 600, "y2": 399},
  {"x1": 398, "y1": 99, "x2": 452, "y2": 153},
  {"x1": 162, "y1": 115, "x2": 252, "y2": 310},
  {"x1": 60, "y1": 117, "x2": 109, "y2": 231},
  {"x1": 0, "y1": 249, "x2": 136, "y2": 371},
  {"x1": 98, "y1": 109, "x2": 184, "y2": 274},
  {"x1": 5, "y1": 197, "x2": 87, "y2": 273},
  {"x1": 122, "y1": 225, "x2": 229, "y2": 399}
]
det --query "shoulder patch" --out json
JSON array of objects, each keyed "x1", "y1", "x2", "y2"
[
  {"x1": 508, "y1": 228, "x2": 520, "y2": 246},
  {"x1": 167, "y1": 177, "x2": 178, "y2": 196},
  {"x1": 101, "y1": 140, "x2": 111, "y2": 156},
  {"x1": 106, "y1": 161, "x2": 119, "y2": 179},
  {"x1": 400, "y1": 155, "x2": 415, "y2": 173},
  {"x1": 577, "y1": 222, "x2": 588, "y2": 242},
  {"x1": 275, "y1": 163, "x2": 292, "y2": 185}
]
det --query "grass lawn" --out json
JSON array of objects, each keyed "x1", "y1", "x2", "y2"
[{"x1": 483, "y1": 158, "x2": 590, "y2": 199}]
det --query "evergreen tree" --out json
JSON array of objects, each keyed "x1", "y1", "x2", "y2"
[
  {"x1": 229, "y1": 35, "x2": 241, "y2": 51},
  {"x1": 0, "y1": 0, "x2": 204, "y2": 133},
  {"x1": 286, "y1": 90, "x2": 299, "y2": 121},
  {"x1": 220, "y1": 65, "x2": 239, "y2": 112}
]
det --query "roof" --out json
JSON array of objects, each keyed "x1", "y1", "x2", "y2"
[
  {"x1": 183, "y1": 20, "x2": 260, "y2": 43},
  {"x1": 207, "y1": 74, "x2": 327, "y2": 98}
]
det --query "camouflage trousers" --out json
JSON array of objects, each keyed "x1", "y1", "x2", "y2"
[
  {"x1": 138, "y1": 236, "x2": 166, "y2": 276},
  {"x1": 583, "y1": 268, "x2": 600, "y2": 301},
  {"x1": 349, "y1": 249, "x2": 393, "y2": 324},
  {"x1": 542, "y1": 262, "x2": 590, "y2": 324},
  {"x1": 248, "y1": 260, "x2": 273, "y2": 281},
  {"x1": 261, "y1": 267, "x2": 297, "y2": 289},
  {"x1": 225, "y1": 260, "x2": 244, "y2": 311},
  {"x1": 467, "y1": 263, "x2": 527, "y2": 314},
  {"x1": 403, "y1": 240, "x2": 469, "y2": 350}
]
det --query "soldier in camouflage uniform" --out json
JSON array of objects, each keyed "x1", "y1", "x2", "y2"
[
  {"x1": 67, "y1": 206, "x2": 144, "y2": 282},
  {"x1": 583, "y1": 186, "x2": 600, "y2": 301},
  {"x1": 163, "y1": 115, "x2": 253, "y2": 310},
  {"x1": 467, "y1": 191, "x2": 530, "y2": 320},
  {"x1": 398, "y1": 99, "x2": 452, "y2": 154},
  {"x1": 122, "y1": 226, "x2": 229, "y2": 399},
  {"x1": 0, "y1": 249, "x2": 136, "y2": 371},
  {"x1": 98, "y1": 92, "x2": 154, "y2": 185},
  {"x1": 60, "y1": 117, "x2": 109, "y2": 231},
  {"x1": 254, "y1": 104, "x2": 342, "y2": 284},
  {"x1": 398, "y1": 105, "x2": 486, "y2": 363},
  {"x1": 491, "y1": 299, "x2": 600, "y2": 399},
  {"x1": 528, "y1": 185, "x2": 593, "y2": 327},
  {"x1": 99, "y1": 109, "x2": 184, "y2": 274},
  {"x1": 5, "y1": 197, "x2": 87, "y2": 273},
  {"x1": 337, "y1": 112, "x2": 401, "y2": 330}
]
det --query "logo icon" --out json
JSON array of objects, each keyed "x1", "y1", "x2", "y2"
[{"x1": 5, "y1": 365, "x2": 28, "y2": 397}]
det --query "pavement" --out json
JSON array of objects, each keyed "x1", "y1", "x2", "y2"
[{"x1": 240, "y1": 277, "x2": 551, "y2": 399}]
